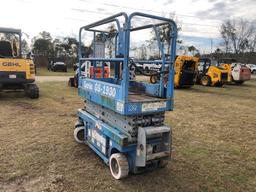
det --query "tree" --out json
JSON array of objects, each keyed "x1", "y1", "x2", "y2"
[
  {"x1": 147, "y1": 13, "x2": 182, "y2": 58},
  {"x1": 248, "y1": 33, "x2": 256, "y2": 53},
  {"x1": 39, "y1": 31, "x2": 52, "y2": 41},
  {"x1": 220, "y1": 21, "x2": 232, "y2": 54},
  {"x1": 33, "y1": 38, "x2": 54, "y2": 56},
  {"x1": 21, "y1": 39, "x2": 30, "y2": 53},
  {"x1": 32, "y1": 31, "x2": 54, "y2": 56},
  {"x1": 81, "y1": 45, "x2": 93, "y2": 58},
  {"x1": 220, "y1": 19, "x2": 255, "y2": 54},
  {"x1": 188, "y1": 45, "x2": 200, "y2": 56},
  {"x1": 52, "y1": 38, "x2": 65, "y2": 57},
  {"x1": 212, "y1": 48, "x2": 223, "y2": 60},
  {"x1": 106, "y1": 24, "x2": 116, "y2": 57},
  {"x1": 58, "y1": 37, "x2": 79, "y2": 57},
  {"x1": 140, "y1": 44, "x2": 147, "y2": 60}
]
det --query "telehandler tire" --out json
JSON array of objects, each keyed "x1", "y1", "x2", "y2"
[
  {"x1": 234, "y1": 80, "x2": 244, "y2": 85},
  {"x1": 158, "y1": 159, "x2": 169, "y2": 168},
  {"x1": 25, "y1": 84, "x2": 39, "y2": 99},
  {"x1": 216, "y1": 82, "x2": 224, "y2": 87},
  {"x1": 109, "y1": 153, "x2": 129, "y2": 180},
  {"x1": 200, "y1": 76, "x2": 211, "y2": 86}
]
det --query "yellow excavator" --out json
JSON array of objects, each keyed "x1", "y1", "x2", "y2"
[
  {"x1": 150, "y1": 55, "x2": 199, "y2": 88},
  {"x1": 0, "y1": 28, "x2": 39, "y2": 98},
  {"x1": 197, "y1": 58, "x2": 228, "y2": 87}
]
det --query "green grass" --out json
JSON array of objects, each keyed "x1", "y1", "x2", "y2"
[{"x1": 36, "y1": 67, "x2": 75, "y2": 76}]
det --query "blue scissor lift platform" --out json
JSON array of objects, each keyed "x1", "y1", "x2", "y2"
[{"x1": 74, "y1": 12, "x2": 177, "y2": 179}]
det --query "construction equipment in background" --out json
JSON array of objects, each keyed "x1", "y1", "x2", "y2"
[
  {"x1": 218, "y1": 58, "x2": 251, "y2": 85},
  {"x1": 0, "y1": 28, "x2": 39, "y2": 98},
  {"x1": 68, "y1": 62, "x2": 110, "y2": 87},
  {"x1": 69, "y1": 41, "x2": 110, "y2": 87},
  {"x1": 73, "y1": 12, "x2": 177, "y2": 179},
  {"x1": 245, "y1": 64, "x2": 256, "y2": 74},
  {"x1": 197, "y1": 58, "x2": 228, "y2": 87},
  {"x1": 149, "y1": 55, "x2": 199, "y2": 88}
]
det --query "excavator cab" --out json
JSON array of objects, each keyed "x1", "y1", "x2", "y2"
[
  {"x1": 174, "y1": 55, "x2": 199, "y2": 88},
  {"x1": 0, "y1": 28, "x2": 39, "y2": 98},
  {"x1": 150, "y1": 55, "x2": 199, "y2": 88}
]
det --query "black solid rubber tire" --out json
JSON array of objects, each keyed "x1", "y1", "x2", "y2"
[
  {"x1": 158, "y1": 159, "x2": 169, "y2": 168},
  {"x1": 200, "y1": 76, "x2": 211, "y2": 86},
  {"x1": 25, "y1": 84, "x2": 39, "y2": 99},
  {"x1": 216, "y1": 82, "x2": 224, "y2": 87},
  {"x1": 74, "y1": 74, "x2": 78, "y2": 88},
  {"x1": 234, "y1": 81, "x2": 244, "y2": 85}
]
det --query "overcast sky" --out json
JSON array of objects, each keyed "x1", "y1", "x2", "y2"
[{"x1": 1, "y1": 0, "x2": 255, "y2": 53}]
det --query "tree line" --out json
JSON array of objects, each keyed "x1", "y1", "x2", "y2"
[
  {"x1": 211, "y1": 19, "x2": 256, "y2": 63},
  {"x1": 27, "y1": 17, "x2": 256, "y2": 67}
]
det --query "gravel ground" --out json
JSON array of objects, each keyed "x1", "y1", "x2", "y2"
[{"x1": 36, "y1": 76, "x2": 72, "y2": 82}]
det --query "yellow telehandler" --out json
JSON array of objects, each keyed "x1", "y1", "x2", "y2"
[{"x1": 0, "y1": 28, "x2": 39, "y2": 98}]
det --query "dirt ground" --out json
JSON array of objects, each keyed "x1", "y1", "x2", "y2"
[
  {"x1": 36, "y1": 76, "x2": 71, "y2": 82},
  {"x1": 0, "y1": 78, "x2": 256, "y2": 192}
]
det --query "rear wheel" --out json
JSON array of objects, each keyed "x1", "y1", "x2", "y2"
[
  {"x1": 25, "y1": 84, "x2": 39, "y2": 99},
  {"x1": 200, "y1": 76, "x2": 211, "y2": 86},
  {"x1": 158, "y1": 159, "x2": 169, "y2": 168},
  {"x1": 74, "y1": 126, "x2": 84, "y2": 143},
  {"x1": 68, "y1": 78, "x2": 75, "y2": 87},
  {"x1": 74, "y1": 75, "x2": 78, "y2": 88},
  {"x1": 234, "y1": 80, "x2": 244, "y2": 85},
  {"x1": 150, "y1": 75, "x2": 158, "y2": 84},
  {"x1": 109, "y1": 153, "x2": 129, "y2": 180},
  {"x1": 216, "y1": 82, "x2": 224, "y2": 87}
]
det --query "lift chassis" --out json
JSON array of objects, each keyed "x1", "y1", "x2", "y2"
[{"x1": 74, "y1": 12, "x2": 177, "y2": 179}]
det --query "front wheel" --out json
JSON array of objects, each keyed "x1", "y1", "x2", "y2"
[
  {"x1": 109, "y1": 153, "x2": 129, "y2": 180},
  {"x1": 200, "y1": 76, "x2": 211, "y2": 86}
]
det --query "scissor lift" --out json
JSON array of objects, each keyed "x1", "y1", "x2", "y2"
[{"x1": 74, "y1": 12, "x2": 177, "y2": 179}]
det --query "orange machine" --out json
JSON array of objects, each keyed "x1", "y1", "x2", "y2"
[{"x1": 89, "y1": 66, "x2": 110, "y2": 78}]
